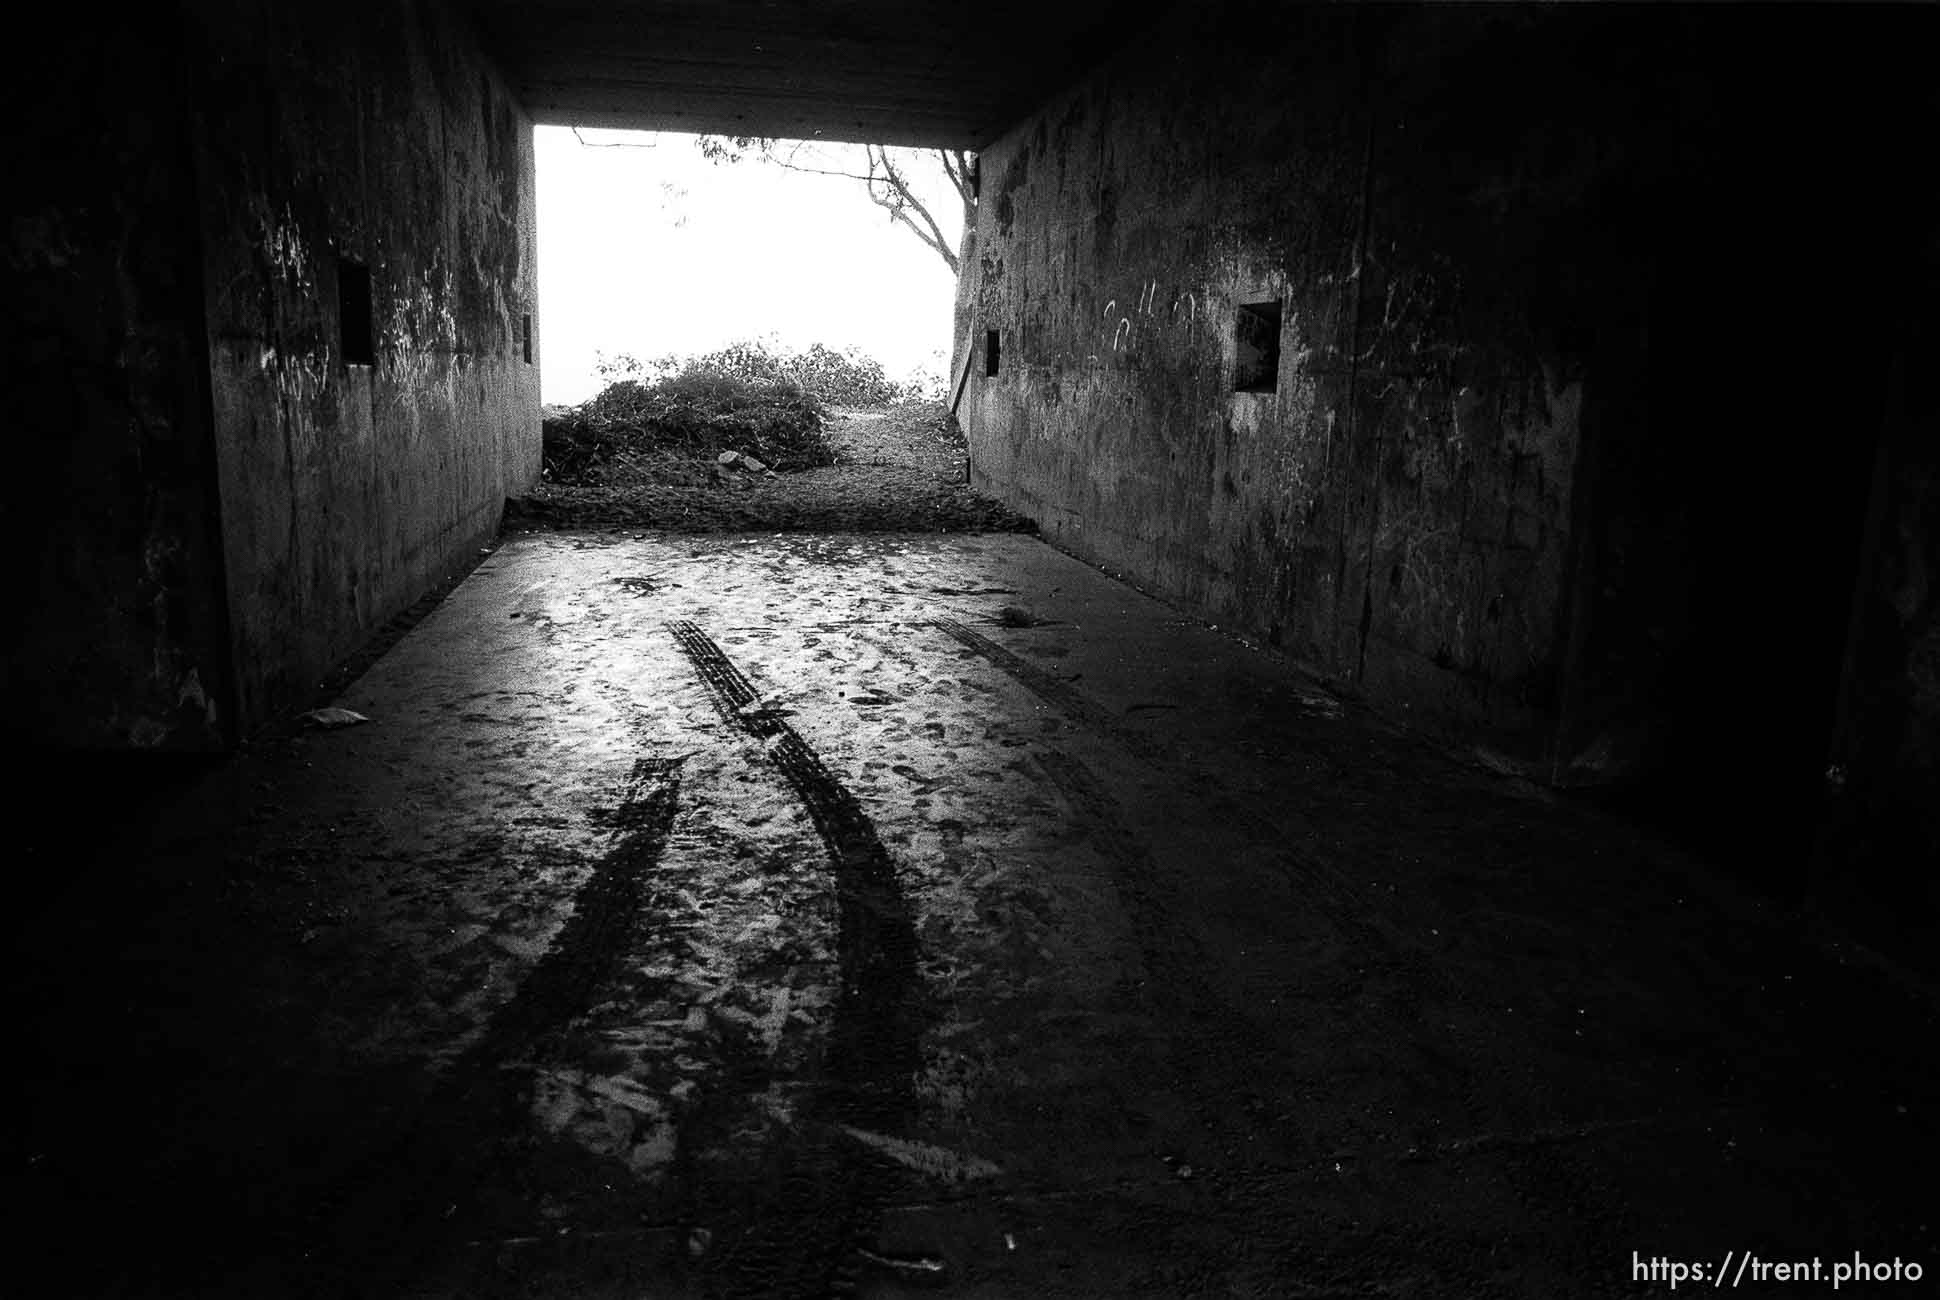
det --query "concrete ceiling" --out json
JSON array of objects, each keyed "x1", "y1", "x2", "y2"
[{"x1": 462, "y1": 0, "x2": 1143, "y2": 149}]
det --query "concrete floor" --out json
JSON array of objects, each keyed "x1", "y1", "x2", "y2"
[{"x1": 16, "y1": 531, "x2": 1938, "y2": 1297}]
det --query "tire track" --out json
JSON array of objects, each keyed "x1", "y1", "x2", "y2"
[
  {"x1": 929, "y1": 617, "x2": 1400, "y2": 953},
  {"x1": 459, "y1": 756, "x2": 687, "y2": 1065},
  {"x1": 930, "y1": 616, "x2": 1171, "y2": 767},
  {"x1": 665, "y1": 620, "x2": 929, "y2": 1298},
  {"x1": 312, "y1": 755, "x2": 686, "y2": 1289},
  {"x1": 1027, "y1": 747, "x2": 1292, "y2": 1107},
  {"x1": 928, "y1": 618, "x2": 1487, "y2": 1151}
]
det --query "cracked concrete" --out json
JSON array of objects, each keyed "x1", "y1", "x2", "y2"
[{"x1": 14, "y1": 531, "x2": 1938, "y2": 1298}]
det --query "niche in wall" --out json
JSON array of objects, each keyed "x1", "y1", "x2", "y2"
[
  {"x1": 339, "y1": 259, "x2": 374, "y2": 366},
  {"x1": 1234, "y1": 300, "x2": 1281, "y2": 393}
]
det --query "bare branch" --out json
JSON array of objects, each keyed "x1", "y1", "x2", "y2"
[
  {"x1": 689, "y1": 136, "x2": 965, "y2": 275},
  {"x1": 893, "y1": 153, "x2": 956, "y2": 255},
  {"x1": 770, "y1": 158, "x2": 881, "y2": 184},
  {"x1": 862, "y1": 145, "x2": 959, "y2": 274},
  {"x1": 572, "y1": 126, "x2": 657, "y2": 149},
  {"x1": 941, "y1": 149, "x2": 976, "y2": 208}
]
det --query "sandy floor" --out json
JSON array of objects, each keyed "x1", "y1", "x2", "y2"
[{"x1": 14, "y1": 530, "x2": 1939, "y2": 1297}]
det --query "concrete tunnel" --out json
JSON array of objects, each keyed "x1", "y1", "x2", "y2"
[{"x1": 4, "y1": 1, "x2": 1938, "y2": 1295}]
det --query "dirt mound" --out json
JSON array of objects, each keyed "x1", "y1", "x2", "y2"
[
  {"x1": 828, "y1": 401, "x2": 968, "y2": 482},
  {"x1": 542, "y1": 371, "x2": 835, "y2": 481},
  {"x1": 509, "y1": 403, "x2": 1031, "y2": 535}
]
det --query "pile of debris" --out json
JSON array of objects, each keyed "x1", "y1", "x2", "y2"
[
  {"x1": 516, "y1": 392, "x2": 1035, "y2": 537},
  {"x1": 503, "y1": 465, "x2": 1037, "y2": 535},
  {"x1": 541, "y1": 369, "x2": 837, "y2": 485}
]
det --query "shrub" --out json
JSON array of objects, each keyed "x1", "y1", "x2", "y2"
[
  {"x1": 594, "y1": 338, "x2": 926, "y2": 406},
  {"x1": 544, "y1": 339, "x2": 960, "y2": 483},
  {"x1": 789, "y1": 343, "x2": 904, "y2": 405},
  {"x1": 544, "y1": 361, "x2": 834, "y2": 481}
]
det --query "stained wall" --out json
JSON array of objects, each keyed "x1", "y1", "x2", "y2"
[
  {"x1": 958, "y1": 3, "x2": 1938, "y2": 875},
  {"x1": 2, "y1": 16, "x2": 233, "y2": 748},
  {"x1": 3, "y1": 1, "x2": 538, "y2": 748},
  {"x1": 188, "y1": 0, "x2": 541, "y2": 726}
]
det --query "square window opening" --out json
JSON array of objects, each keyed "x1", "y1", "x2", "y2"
[
  {"x1": 339, "y1": 259, "x2": 374, "y2": 367},
  {"x1": 1234, "y1": 300, "x2": 1282, "y2": 393},
  {"x1": 984, "y1": 328, "x2": 1001, "y2": 377}
]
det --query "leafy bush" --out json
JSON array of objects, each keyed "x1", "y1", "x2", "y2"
[
  {"x1": 896, "y1": 360, "x2": 949, "y2": 405},
  {"x1": 594, "y1": 338, "x2": 933, "y2": 407},
  {"x1": 543, "y1": 362, "x2": 833, "y2": 482},
  {"x1": 544, "y1": 339, "x2": 960, "y2": 483},
  {"x1": 789, "y1": 343, "x2": 903, "y2": 405}
]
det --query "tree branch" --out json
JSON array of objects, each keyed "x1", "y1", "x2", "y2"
[
  {"x1": 772, "y1": 160, "x2": 881, "y2": 184},
  {"x1": 863, "y1": 145, "x2": 958, "y2": 274},
  {"x1": 943, "y1": 149, "x2": 975, "y2": 207},
  {"x1": 691, "y1": 136, "x2": 966, "y2": 276},
  {"x1": 572, "y1": 126, "x2": 658, "y2": 148}
]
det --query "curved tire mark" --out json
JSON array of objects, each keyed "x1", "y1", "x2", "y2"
[
  {"x1": 316, "y1": 756, "x2": 686, "y2": 1288},
  {"x1": 666, "y1": 620, "x2": 928, "y2": 1297}
]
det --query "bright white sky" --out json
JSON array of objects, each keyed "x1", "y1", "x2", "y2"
[{"x1": 535, "y1": 127, "x2": 964, "y2": 405}]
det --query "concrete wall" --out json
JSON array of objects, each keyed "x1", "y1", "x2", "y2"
[
  {"x1": 1820, "y1": 313, "x2": 1940, "y2": 921},
  {"x1": 188, "y1": 0, "x2": 540, "y2": 727},
  {"x1": 2, "y1": 16, "x2": 234, "y2": 749},
  {"x1": 961, "y1": 7, "x2": 1601, "y2": 763},
  {"x1": 958, "y1": 2, "x2": 1938, "y2": 855},
  {"x1": 2, "y1": 1, "x2": 538, "y2": 748}
]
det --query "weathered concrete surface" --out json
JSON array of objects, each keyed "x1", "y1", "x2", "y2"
[
  {"x1": 2, "y1": 1, "x2": 539, "y2": 749},
  {"x1": 17, "y1": 532, "x2": 1936, "y2": 1296},
  {"x1": 189, "y1": 0, "x2": 542, "y2": 731},
  {"x1": 955, "y1": 4, "x2": 1940, "y2": 874},
  {"x1": 461, "y1": 0, "x2": 1143, "y2": 148},
  {"x1": 2, "y1": 17, "x2": 233, "y2": 748},
  {"x1": 961, "y1": 6, "x2": 1595, "y2": 762},
  {"x1": 1817, "y1": 314, "x2": 1940, "y2": 943}
]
